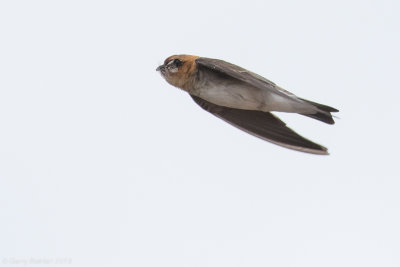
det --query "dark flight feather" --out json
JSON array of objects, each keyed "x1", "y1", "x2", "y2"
[{"x1": 190, "y1": 95, "x2": 329, "y2": 155}]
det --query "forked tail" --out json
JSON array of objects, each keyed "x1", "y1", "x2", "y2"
[{"x1": 300, "y1": 98, "x2": 339, "y2": 125}]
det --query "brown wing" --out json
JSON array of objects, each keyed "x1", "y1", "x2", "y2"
[
  {"x1": 191, "y1": 95, "x2": 328, "y2": 155},
  {"x1": 195, "y1": 57, "x2": 295, "y2": 100}
]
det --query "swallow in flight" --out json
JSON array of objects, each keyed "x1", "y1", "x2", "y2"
[{"x1": 156, "y1": 55, "x2": 338, "y2": 155}]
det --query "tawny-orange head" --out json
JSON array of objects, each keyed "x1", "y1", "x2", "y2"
[{"x1": 156, "y1": 55, "x2": 199, "y2": 91}]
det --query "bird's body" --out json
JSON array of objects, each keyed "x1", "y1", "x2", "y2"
[
  {"x1": 193, "y1": 62, "x2": 318, "y2": 114},
  {"x1": 157, "y1": 55, "x2": 338, "y2": 154}
]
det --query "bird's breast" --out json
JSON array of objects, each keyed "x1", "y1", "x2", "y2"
[{"x1": 191, "y1": 73, "x2": 267, "y2": 110}]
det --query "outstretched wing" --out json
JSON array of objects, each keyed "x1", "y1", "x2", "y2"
[{"x1": 190, "y1": 95, "x2": 328, "y2": 155}]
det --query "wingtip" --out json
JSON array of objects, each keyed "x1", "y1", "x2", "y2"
[
  {"x1": 294, "y1": 146, "x2": 329, "y2": 155},
  {"x1": 317, "y1": 149, "x2": 329, "y2": 155}
]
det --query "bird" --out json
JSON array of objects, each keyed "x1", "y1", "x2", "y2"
[{"x1": 156, "y1": 55, "x2": 338, "y2": 155}]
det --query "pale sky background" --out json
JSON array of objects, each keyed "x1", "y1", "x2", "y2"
[{"x1": 0, "y1": 0, "x2": 399, "y2": 266}]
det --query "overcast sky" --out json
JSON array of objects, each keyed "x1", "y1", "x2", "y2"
[{"x1": 1, "y1": 0, "x2": 399, "y2": 266}]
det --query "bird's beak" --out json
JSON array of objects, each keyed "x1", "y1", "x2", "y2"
[{"x1": 156, "y1": 64, "x2": 165, "y2": 72}]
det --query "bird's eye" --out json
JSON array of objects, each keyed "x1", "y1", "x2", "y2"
[{"x1": 173, "y1": 59, "x2": 183, "y2": 66}]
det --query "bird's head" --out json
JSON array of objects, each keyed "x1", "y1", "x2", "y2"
[{"x1": 156, "y1": 55, "x2": 199, "y2": 91}]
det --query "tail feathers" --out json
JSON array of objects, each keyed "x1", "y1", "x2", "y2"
[
  {"x1": 300, "y1": 98, "x2": 339, "y2": 125},
  {"x1": 300, "y1": 98, "x2": 339, "y2": 112},
  {"x1": 302, "y1": 112, "x2": 335, "y2": 124}
]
